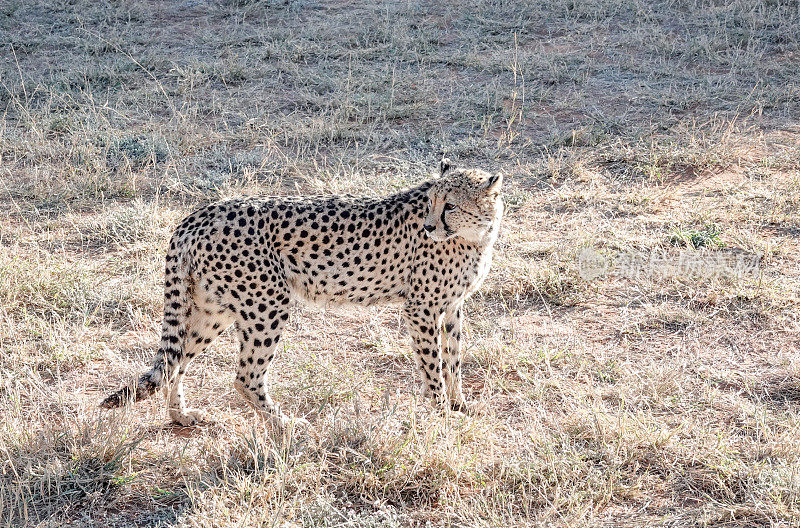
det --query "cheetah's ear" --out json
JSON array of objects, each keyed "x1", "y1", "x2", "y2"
[
  {"x1": 483, "y1": 172, "x2": 503, "y2": 194},
  {"x1": 439, "y1": 157, "x2": 454, "y2": 176}
]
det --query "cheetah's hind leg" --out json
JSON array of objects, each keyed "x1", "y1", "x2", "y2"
[
  {"x1": 163, "y1": 306, "x2": 231, "y2": 426},
  {"x1": 232, "y1": 295, "x2": 307, "y2": 432}
]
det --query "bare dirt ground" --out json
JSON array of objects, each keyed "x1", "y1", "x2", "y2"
[{"x1": 1, "y1": 1, "x2": 799, "y2": 526}]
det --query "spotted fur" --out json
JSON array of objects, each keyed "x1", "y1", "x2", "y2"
[{"x1": 101, "y1": 160, "x2": 504, "y2": 429}]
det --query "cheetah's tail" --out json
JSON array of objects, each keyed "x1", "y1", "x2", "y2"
[
  {"x1": 99, "y1": 369, "x2": 164, "y2": 409},
  {"x1": 100, "y1": 232, "x2": 193, "y2": 409}
]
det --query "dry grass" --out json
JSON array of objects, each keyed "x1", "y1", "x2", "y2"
[{"x1": 2, "y1": 0, "x2": 800, "y2": 526}]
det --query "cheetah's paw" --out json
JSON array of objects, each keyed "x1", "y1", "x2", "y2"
[
  {"x1": 170, "y1": 408, "x2": 208, "y2": 427},
  {"x1": 450, "y1": 399, "x2": 485, "y2": 416}
]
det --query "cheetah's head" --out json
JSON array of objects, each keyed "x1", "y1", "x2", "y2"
[{"x1": 423, "y1": 158, "x2": 504, "y2": 243}]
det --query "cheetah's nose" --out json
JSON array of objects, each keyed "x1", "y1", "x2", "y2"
[{"x1": 423, "y1": 224, "x2": 435, "y2": 233}]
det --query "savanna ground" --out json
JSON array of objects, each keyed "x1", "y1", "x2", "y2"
[{"x1": 1, "y1": 0, "x2": 799, "y2": 526}]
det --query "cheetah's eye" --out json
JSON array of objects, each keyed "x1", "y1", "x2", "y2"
[{"x1": 443, "y1": 203, "x2": 456, "y2": 211}]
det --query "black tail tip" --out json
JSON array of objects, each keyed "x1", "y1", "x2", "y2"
[{"x1": 99, "y1": 387, "x2": 131, "y2": 409}]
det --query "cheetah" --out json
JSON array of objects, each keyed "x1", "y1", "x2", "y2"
[{"x1": 101, "y1": 159, "x2": 504, "y2": 429}]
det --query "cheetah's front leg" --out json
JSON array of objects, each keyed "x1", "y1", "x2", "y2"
[
  {"x1": 403, "y1": 302, "x2": 448, "y2": 407},
  {"x1": 442, "y1": 305, "x2": 469, "y2": 412}
]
